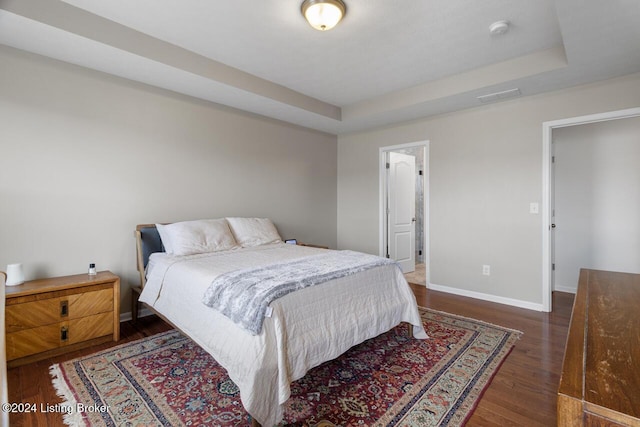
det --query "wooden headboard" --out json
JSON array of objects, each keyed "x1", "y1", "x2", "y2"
[{"x1": 134, "y1": 224, "x2": 165, "y2": 288}]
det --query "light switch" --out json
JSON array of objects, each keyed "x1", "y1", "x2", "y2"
[{"x1": 529, "y1": 202, "x2": 539, "y2": 214}]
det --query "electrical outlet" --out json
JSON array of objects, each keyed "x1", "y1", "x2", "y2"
[{"x1": 482, "y1": 265, "x2": 491, "y2": 276}]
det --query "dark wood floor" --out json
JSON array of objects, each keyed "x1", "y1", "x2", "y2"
[
  {"x1": 8, "y1": 286, "x2": 573, "y2": 426},
  {"x1": 410, "y1": 285, "x2": 574, "y2": 427}
]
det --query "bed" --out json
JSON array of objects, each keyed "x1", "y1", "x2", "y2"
[{"x1": 135, "y1": 218, "x2": 427, "y2": 426}]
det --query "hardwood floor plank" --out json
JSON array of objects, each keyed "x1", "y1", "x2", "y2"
[{"x1": 7, "y1": 285, "x2": 573, "y2": 426}]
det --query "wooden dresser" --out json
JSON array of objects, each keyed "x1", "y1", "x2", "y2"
[
  {"x1": 5, "y1": 271, "x2": 120, "y2": 367},
  {"x1": 558, "y1": 269, "x2": 640, "y2": 426}
]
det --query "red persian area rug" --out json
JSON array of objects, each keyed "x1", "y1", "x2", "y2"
[{"x1": 50, "y1": 307, "x2": 521, "y2": 426}]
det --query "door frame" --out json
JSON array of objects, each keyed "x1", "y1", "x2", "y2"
[
  {"x1": 541, "y1": 107, "x2": 640, "y2": 312},
  {"x1": 379, "y1": 140, "x2": 430, "y2": 285}
]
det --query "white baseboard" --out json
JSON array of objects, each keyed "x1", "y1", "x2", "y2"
[
  {"x1": 553, "y1": 285, "x2": 577, "y2": 294},
  {"x1": 119, "y1": 307, "x2": 155, "y2": 323},
  {"x1": 428, "y1": 282, "x2": 545, "y2": 312}
]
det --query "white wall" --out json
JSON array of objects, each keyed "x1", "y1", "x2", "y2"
[
  {"x1": 337, "y1": 72, "x2": 640, "y2": 307},
  {"x1": 0, "y1": 46, "x2": 337, "y2": 315},
  {"x1": 553, "y1": 117, "x2": 640, "y2": 292}
]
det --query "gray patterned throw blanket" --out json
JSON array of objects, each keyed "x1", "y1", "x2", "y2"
[{"x1": 202, "y1": 250, "x2": 397, "y2": 335}]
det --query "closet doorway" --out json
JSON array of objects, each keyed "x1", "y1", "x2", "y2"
[
  {"x1": 553, "y1": 116, "x2": 640, "y2": 293},
  {"x1": 542, "y1": 107, "x2": 640, "y2": 311},
  {"x1": 379, "y1": 141, "x2": 430, "y2": 285}
]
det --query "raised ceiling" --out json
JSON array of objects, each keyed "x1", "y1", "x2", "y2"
[{"x1": 1, "y1": 0, "x2": 639, "y2": 134}]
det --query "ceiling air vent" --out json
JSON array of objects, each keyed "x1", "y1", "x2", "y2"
[{"x1": 477, "y1": 88, "x2": 521, "y2": 104}]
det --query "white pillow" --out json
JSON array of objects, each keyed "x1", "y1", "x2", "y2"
[
  {"x1": 156, "y1": 223, "x2": 174, "y2": 253},
  {"x1": 156, "y1": 219, "x2": 238, "y2": 256},
  {"x1": 226, "y1": 217, "x2": 282, "y2": 247}
]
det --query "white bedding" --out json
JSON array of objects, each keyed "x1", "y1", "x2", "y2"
[{"x1": 139, "y1": 243, "x2": 427, "y2": 426}]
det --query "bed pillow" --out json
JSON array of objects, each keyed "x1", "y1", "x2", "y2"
[
  {"x1": 156, "y1": 219, "x2": 238, "y2": 255},
  {"x1": 226, "y1": 217, "x2": 282, "y2": 247},
  {"x1": 155, "y1": 223, "x2": 174, "y2": 254}
]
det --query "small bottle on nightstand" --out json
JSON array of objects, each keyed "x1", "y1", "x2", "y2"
[{"x1": 88, "y1": 263, "x2": 96, "y2": 275}]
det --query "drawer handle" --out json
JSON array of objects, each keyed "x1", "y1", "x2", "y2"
[
  {"x1": 61, "y1": 326, "x2": 68, "y2": 342},
  {"x1": 60, "y1": 300, "x2": 68, "y2": 317}
]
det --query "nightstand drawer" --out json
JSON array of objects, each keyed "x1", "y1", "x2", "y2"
[
  {"x1": 6, "y1": 324, "x2": 61, "y2": 360},
  {"x1": 66, "y1": 312, "x2": 114, "y2": 344},
  {"x1": 68, "y1": 288, "x2": 113, "y2": 319},
  {"x1": 5, "y1": 288, "x2": 113, "y2": 333},
  {"x1": 6, "y1": 312, "x2": 115, "y2": 360},
  {"x1": 6, "y1": 299, "x2": 63, "y2": 332}
]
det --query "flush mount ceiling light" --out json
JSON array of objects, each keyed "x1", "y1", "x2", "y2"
[{"x1": 301, "y1": 0, "x2": 346, "y2": 31}]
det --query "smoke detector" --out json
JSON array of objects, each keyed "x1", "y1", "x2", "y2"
[{"x1": 489, "y1": 20, "x2": 510, "y2": 35}]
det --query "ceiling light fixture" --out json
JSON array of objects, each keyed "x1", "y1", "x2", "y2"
[{"x1": 301, "y1": 0, "x2": 346, "y2": 31}]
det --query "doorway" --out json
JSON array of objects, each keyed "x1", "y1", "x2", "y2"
[
  {"x1": 542, "y1": 107, "x2": 640, "y2": 311},
  {"x1": 379, "y1": 141, "x2": 429, "y2": 284},
  {"x1": 553, "y1": 117, "x2": 640, "y2": 293}
]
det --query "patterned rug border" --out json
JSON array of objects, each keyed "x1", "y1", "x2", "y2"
[
  {"x1": 50, "y1": 307, "x2": 522, "y2": 426},
  {"x1": 418, "y1": 306, "x2": 524, "y2": 336},
  {"x1": 51, "y1": 363, "x2": 88, "y2": 426},
  {"x1": 380, "y1": 306, "x2": 522, "y2": 426},
  {"x1": 434, "y1": 310, "x2": 521, "y2": 427}
]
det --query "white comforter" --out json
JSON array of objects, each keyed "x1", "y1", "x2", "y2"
[{"x1": 139, "y1": 243, "x2": 427, "y2": 426}]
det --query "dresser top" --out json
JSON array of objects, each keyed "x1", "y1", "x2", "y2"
[
  {"x1": 5, "y1": 271, "x2": 119, "y2": 298},
  {"x1": 559, "y1": 268, "x2": 640, "y2": 421}
]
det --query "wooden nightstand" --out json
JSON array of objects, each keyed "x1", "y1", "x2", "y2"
[{"x1": 5, "y1": 271, "x2": 120, "y2": 367}]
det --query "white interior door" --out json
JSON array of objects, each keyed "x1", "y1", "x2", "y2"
[{"x1": 388, "y1": 152, "x2": 416, "y2": 273}]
